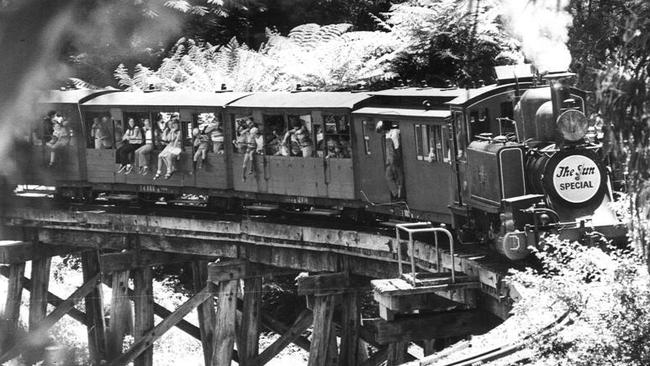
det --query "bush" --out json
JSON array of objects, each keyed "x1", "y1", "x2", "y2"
[{"x1": 509, "y1": 236, "x2": 650, "y2": 366}]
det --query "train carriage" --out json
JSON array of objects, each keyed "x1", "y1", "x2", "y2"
[
  {"x1": 351, "y1": 88, "x2": 465, "y2": 223},
  {"x1": 13, "y1": 89, "x2": 117, "y2": 190},
  {"x1": 223, "y1": 92, "x2": 370, "y2": 207},
  {"x1": 79, "y1": 91, "x2": 249, "y2": 195}
]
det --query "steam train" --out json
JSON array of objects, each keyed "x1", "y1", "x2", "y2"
[{"x1": 13, "y1": 65, "x2": 626, "y2": 260}]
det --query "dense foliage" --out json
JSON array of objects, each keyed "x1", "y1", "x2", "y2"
[{"x1": 510, "y1": 235, "x2": 650, "y2": 366}]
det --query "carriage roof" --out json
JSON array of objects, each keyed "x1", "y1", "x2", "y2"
[
  {"x1": 369, "y1": 87, "x2": 465, "y2": 98},
  {"x1": 352, "y1": 107, "x2": 451, "y2": 119},
  {"x1": 227, "y1": 92, "x2": 371, "y2": 109},
  {"x1": 39, "y1": 89, "x2": 118, "y2": 104},
  {"x1": 81, "y1": 91, "x2": 250, "y2": 107}
]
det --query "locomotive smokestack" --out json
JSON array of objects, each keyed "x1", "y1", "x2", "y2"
[{"x1": 543, "y1": 72, "x2": 575, "y2": 124}]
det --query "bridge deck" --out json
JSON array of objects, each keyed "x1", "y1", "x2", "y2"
[{"x1": 2, "y1": 206, "x2": 516, "y2": 319}]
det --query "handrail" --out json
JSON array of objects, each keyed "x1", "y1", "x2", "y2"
[{"x1": 395, "y1": 222, "x2": 455, "y2": 284}]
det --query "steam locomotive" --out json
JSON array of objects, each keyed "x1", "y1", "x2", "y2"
[{"x1": 13, "y1": 65, "x2": 625, "y2": 260}]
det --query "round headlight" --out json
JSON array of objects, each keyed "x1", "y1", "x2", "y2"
[{"x1": 557, "y1": 109, "x2": 588, "y2": 142}]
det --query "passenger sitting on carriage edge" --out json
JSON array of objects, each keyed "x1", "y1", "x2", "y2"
[
  {"x1": 47, "y1": 114, "x2": 70, "y2": 167},
  {"x1": 288, "y1": 119, "x2": 313, "y2": 157},
  {"x1": 135, "y1": 119, "x2": 155, "y2": 175},
  {"x1": 154, "y1": 119, "x2": 182, "y2": 180},
  {"x1": 209, "y1": 118, "x2": 224, "y2": 154},
  {"x1": 116, "y1": 118, "x2": 143, "y2": 174},
  {"x1": 192, "y1": 125, "x2": 210, "y2": 170}
]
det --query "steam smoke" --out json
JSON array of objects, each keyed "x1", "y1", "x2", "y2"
[{"x1": 499, "y1": 0, "x2": 573, "y2": 73}]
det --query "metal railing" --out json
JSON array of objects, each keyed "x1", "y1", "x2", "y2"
[{"x1": 395, "y1": 222, "x2": 455, "y2": 285}]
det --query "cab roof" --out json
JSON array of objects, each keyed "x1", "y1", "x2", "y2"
[
  {"x1": 39, "y1": 89, "x2": 118, "y2": 104},
  {"x1": 227, "y1": 92, "x2": 371, "y2": 109},
  {"x1": 82, "y1": 91, "x2": 250, "y2": 107}
]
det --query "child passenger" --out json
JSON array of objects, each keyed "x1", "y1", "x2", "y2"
[{"x1": 192, "y1": 126, "x2": 210, "y2": 170}]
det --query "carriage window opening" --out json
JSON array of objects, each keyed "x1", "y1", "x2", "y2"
[
  {"x1": 415, "y1": 124, "x2": 425, "y2": 160},
  {"x1": 454, "y1": 111, "x2": 466, "y2": 160},
  {"x1": 430, "y1": 125, "x2": 445, "y2": 163},
  {"x1": 500, "y1": 101, "x2": 514, "y2": 119},
  {"x1": 442, "y1": 125, "x2": 451, "y2": 163},
  {"x1": 288, "y1": 114, "x2": 313, "y2": 157},
  {"x1": 232, "y1": 114, "x2": 255, "y2": 154},
  {"x1": 322, "y1": 114, "x2": 350, "y2": 159},
  {"x1": 262, "y1": 114, "x2": 284, "y2": 156},
  {"x1": 153, "y1": 112, "x2": 180, "y2": 150},
  {"x1": 362, "y1": 120, "x2": 373, "y2": 155},
  {"x1": 193, "y1": 113, "x2": 222, "y2": 154}
]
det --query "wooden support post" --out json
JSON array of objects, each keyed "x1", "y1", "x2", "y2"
[
  {"x1": 423, "y1": 339, "x2": 436, "y2": 356},
  {"x1": 81, "y1": 251, "x2": 107, "y2": 364},
  {"x1": 133, "y1": 267, "x2": 154, "y2": 366},
  {"x1": 211, "y1": 279, "x2": 239, "y2": 366},
  {"x1": 255, "y1": 309, "x2": 313, "y2": 366},
  {"x1": 338, "y1": 291, "x2": 359, "y2": 366},
  {"x1": 108, "y1": 271, "x2": 133, "y2": 358},
  {"x1": 1, "y1": 262, "x2": 25, "y2": 349},
  {"x1": 29, "y1": 256, "x2": 51, "y2": 331},
  {"x1": 192, "y1": 260, "x2": 215, "y2": 366},
  {"x1": 308, "y1": 295, "x2": 336, "y2": 366},
  {"x1": 239, "y1": 276, "x2": 262, "y2": 366},
  {"x1": 386, "y1": 341, "x2": 407, "y2": 366},
  {"x1": 107, "y1": 286, "x2": 213, "y2": 366}
]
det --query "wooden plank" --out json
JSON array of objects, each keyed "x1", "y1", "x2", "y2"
[
  {"x1": 108, "y1": 286, "x2": 213, "y2": 366},
  {"x1": 108, "y1": 271, "x2": 132, "y2": 358},
  {"x1": 255, "y1": 309, "x2": 313, "y2": 366},
  {"x1": 208, "y1": 260, "x2": 249, "y2": 283},
  {"x1": 211, "y1": 279, "x2": 239, "y2": 366},
  {"x1": 239, "y1": 276, "x2": 262, "y2": 366},
  {"x1": 0, "y1": 274, "x2": 100, "y2": 364},
  {"x1": 363, "y1": 311, "x2": 500, "y2": 345},
  {"x1": 81, "y1": 251, "x2": 107, "y2": 363},
  {"x1": 308, "y1": 295, "x2": 336, "y2": 366},
  {"x1": 192, "y1": 260, "x2": 216, "y2": 366},
  {"x1": 386, "y1": 341, "x2": 407, "y2": 366},
  {"x1": 3, "y1": 262, "x2": 25, "y2": 328},
  {"x1": 0, "y1": 262, "x2": 25, "y2": 351},
  {"x1": 133, "y1": 267, "x2": 154, "y2": 366},
  {"x1": 338, "y1": 291, "x2": 360, "y2": 366},
  {"x1": 297, "y1": 273, "x2": 350, "y2": 296},
  {"x1": 258, "y1": 307, "x2": 311, "y2": 352},
  {"x1": 371, "y1": 278, "x2": 480, "y2": 297},
  {"x1": 29, "y1": 256, "x2": 51, "y2": 331},
  {"x1": 100, "y1": 250, "x2": 195, "y2": 273}
]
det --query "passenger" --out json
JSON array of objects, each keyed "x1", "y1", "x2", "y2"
[
  {"x1": 154, "y1": 119, "x2": 182, "y2": 180},
  {"x1": 91, "y1": 116, "x2": 112, "y2": 149},
  {"x1": 234, "y1": 119, "x2": 251, "y2": 153},
  {"x1": 135, "y1": 119, "x2": 155, "y2": 175},
  {"x1": 339, "y1": 138, "x2": 352, "y2": 158},
  {"x1": 46, "y1": 114, "x2": 70, "y2": 167},
  {"x1": 192, "y1": 125, "x2": 210, "y2": 170},
  {"x1": 242, "y1": 124, "x2": 259, "y2": 181},
  {"x1": 267, "y1": 129, "x2": 282, "y2": 156},
  {"x1": 207, "y1": 117, "x2": 224, "y2": 154},
  {"x1": 325, "y1": 138, "x2": 342, "y2": 159},
  {"x1": 376, "y1": 121, "x2": 404, "y2": 200},
  {"x1": 116, "y1": 118, "x2": 143, "y2": 174},
  {"x1": 288, "y1": 119, "x2": 313, "y2": 157}
]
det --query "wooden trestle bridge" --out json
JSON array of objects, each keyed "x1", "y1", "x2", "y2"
[{"x1": 0, "y1": 204, "x2": 517, "y2": 366}]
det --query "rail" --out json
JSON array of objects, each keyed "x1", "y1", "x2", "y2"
[{"x1": 395, "y1": 222, "x2": 455, "y2": 284}]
